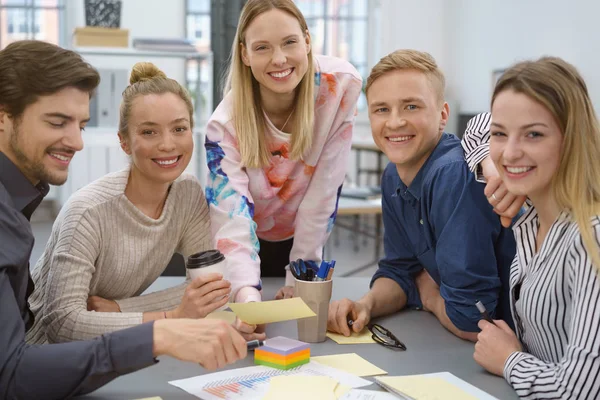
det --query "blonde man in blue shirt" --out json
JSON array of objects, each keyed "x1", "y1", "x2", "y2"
[{"x1": 328, "y1": 50, "x2": 516, "y2": 341}]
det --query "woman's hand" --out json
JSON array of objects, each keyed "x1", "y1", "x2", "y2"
[
  {"x1": 274, "y1": 285, "x2": 295, "y2": 299},
  {"x1": 171, "y1": 273, "x2": 231, "y2": 319},
  {"x1": 481, "y1": 156, "x2": 526, "y2": 228},
  {"x1": 232, "y1": 317, "x2": 267, "y2": 342},
  {"x1": 87, "y1": 296, "x2": 121, "y2": 312},
  {"x1": 474, "y1": 319, "x2": 522, "y2": 376}
]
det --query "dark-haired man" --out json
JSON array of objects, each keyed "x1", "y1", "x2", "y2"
[{"x1": 0, "y1": 40, "x2": 250, "y2": 400}]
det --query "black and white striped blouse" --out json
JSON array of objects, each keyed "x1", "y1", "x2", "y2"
[{"x1": 463, "y1": 113, "x2": 600, "y2": 399}]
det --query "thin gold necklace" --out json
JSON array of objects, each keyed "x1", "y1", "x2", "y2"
[{"x1": 279, "y1": 108, "x2": 295, "y2": 132}]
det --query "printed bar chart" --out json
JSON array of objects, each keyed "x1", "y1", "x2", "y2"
[{"x1": 169, "y1": 362, "x2": 371, "y2": 400}]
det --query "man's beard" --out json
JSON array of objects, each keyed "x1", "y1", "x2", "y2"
[{"x1": 9, "y1": 120, "x2": 69, "y2": 186}]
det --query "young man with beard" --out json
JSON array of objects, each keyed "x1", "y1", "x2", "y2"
[{"x1": 0, "y1": 40, "x2": 249, "y2": 400}]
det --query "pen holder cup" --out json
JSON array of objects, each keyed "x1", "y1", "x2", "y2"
[{"x1": 294, "y1": 278, "x2": 333, "y2": 343}]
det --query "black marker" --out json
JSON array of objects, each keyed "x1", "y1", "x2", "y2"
[
  {"x1": 475, "y1": 301, "x2": 495, "y2": 325},
  {"x1": 347, "y1": 319, "x2": 354, "y2": 327},
  {"x1": 247, "y1": 339, "x2": 266, "y2": 350}
]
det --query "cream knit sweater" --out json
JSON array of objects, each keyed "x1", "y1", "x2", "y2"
[{"x1": 26, "y1": 168, "x2": 211, "y2": 344}]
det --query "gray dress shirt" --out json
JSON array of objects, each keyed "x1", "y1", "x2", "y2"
[{"x1": 0, "y1": 152, "x2": 157, "y2": 399}]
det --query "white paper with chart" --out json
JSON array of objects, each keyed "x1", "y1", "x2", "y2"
[{"x1": 168, "y1": 361, "x2": 371, "y2": 400}]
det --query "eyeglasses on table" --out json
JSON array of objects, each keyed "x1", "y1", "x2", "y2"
[{"x1": 368, "y1": 323, "x2": 407, "y2": 351}]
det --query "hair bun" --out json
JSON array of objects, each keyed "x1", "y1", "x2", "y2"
[{"x1": 129, "y1": 62, "x2": 167, "y2": 84}]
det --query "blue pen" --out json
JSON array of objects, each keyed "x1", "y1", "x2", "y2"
[{"x1": 315, "y1": 261, "x2": 328, "y2": 281}]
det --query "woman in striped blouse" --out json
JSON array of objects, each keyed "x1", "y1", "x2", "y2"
[{"x1": 463, "y1": 57, "x2": 600, "y2": 399}]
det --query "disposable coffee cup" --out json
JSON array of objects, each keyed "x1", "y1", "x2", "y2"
[
  {"x1": 294, "y1": 278, "x2": 333, "y2": 343},
  {"x1": 186, "y1": 250, "x2": 229, "y2": 310}
]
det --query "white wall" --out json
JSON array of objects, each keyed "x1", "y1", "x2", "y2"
[
  {"x1": 446, "y1": 0, "x2": 600, "y2": 114},
  {"x1": 379, "y1": 0, "x2": 600, "y2": 115}
]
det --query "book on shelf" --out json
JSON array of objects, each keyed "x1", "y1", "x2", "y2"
[{"x1": 340, "y1": 186, "x2": 382, "y2": 201}]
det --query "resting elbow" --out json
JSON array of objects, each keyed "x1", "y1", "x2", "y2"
[{"x1": 44, "y1": 309, "x2": 81, "y2": 343}]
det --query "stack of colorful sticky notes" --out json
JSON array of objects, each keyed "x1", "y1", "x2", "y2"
[{"x1": 254, "y1": 336, "x2": 310, "y2": 370}]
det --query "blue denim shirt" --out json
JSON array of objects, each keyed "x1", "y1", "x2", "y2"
[{"x1": 371, "y1": 133, "x2": 516, "y2": 332}]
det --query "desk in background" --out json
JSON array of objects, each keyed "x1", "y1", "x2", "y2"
[
  {"x1": 331, "y1": 197, "x2": 382, "y2": 276},
  {"x1": 82, "y1": 277, "x2": 517, "y2": 400},
  {"x1": 351, "y1": 141, "x2": 387, "y2": 187}
]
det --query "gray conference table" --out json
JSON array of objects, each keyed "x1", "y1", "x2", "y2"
[{"x1": 81, "y1": 277, "x2": 518, "y2": 400}]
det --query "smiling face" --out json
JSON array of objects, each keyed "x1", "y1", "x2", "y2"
[
  {"x1": 241, "y1": 8, "x2": 310, "y2": 105},
  {"x1": 0, "y1": 86, "x2": 90, "y2": 185},
  {"x1": 367, "y1": 69, "x2": 448, "y2": 184},
  {"x1": 490, "y1": 89, "x2": 563, "y2": 202},
  {"x1": 119, "y1": 92, "x2": 193, "y2": 186}
]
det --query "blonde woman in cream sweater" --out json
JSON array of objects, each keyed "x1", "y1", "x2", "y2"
[{"x1": 26, "y1": 63, "x2": 263, "y2": 344}]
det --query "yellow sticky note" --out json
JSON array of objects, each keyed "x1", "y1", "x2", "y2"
[
  {"x1": 376, "y1": 376, "x2": 478, "y2": 400},
  {"x1": 312, "y1": 353, "x2": 387, "y2": 377},
  {"x1": 228, "y1": 297, "x2": 315, "y2": 324},
  {"x1": 205, "y1": 310, "x2": 237, "y2": 324},
  {"x1": 263, "y1": 375, "x2": 337, "y2": 400},
  {"x1": 326, "y1": 328, "x2": 376, "y2": 344}
]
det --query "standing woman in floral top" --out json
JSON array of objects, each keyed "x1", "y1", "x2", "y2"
[{"x1": 205, "y1": 0, "x2": 362, "y2": 303}]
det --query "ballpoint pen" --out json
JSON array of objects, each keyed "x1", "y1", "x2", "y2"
[
  {"x1": 475, "y1": 300, "x2": 495, "y2": 325},
  {"x1": 314, "y1": 261, "x2": 328, "y2": 281},
  {"x1": 247, "y1": 339, "x2": 266, "y2": 350}
]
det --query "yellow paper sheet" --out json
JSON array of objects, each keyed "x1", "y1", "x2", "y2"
[
  {"x1": 262, "y1": 375, "x2": 337, "y2": 400},
  {"x1": 326, "y1": 328, "x2": 376, "y2": 344},
  {"x1": 335, "y1": 383, "x2": 352, "y2": 398},
  {"x1": 228, "y1": 297, "x2": 315, "y2": 324},
  {"x1": 205, "y1": 310, "x2": 237, "y2": 324},
  {"x1": 375, "y1": 376, "x2": 478, "y2": 400},
  {"x1": 312, "y1": 353, "x2": 387, "y2": 377}
]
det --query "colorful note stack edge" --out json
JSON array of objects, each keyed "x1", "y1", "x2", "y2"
[{"x1": 254, "y1": 336, "x2": 310, "y2": 370}]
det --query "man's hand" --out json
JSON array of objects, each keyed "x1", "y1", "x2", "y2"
[
  {"x1": 481, "y1": 157, "x2": 526, "y2": 228},
  {"x1": 170, "y1": 273, "x2": 231, "y2": 319},
  {"x1": 232, "y1": 317, "x2": 267, "y2": 341},
  {"x1": 87, "y1": 296, "x2": 120, "y2": 312},
  {"x1": 274, "y1": 285, "x2": 294, "y2": 300},
  {"x1": 327, "y1": 298, "x2": 371, "y2": 336},
  {"x1": 414, "y1": 270, "x2": 440, "y2": 312},
  {"x1": 474, "y1": 319, "x2": 522, "y2": 376},
  {"x1": 153, "y1": 319, "x2": 248, "y2": 371}
]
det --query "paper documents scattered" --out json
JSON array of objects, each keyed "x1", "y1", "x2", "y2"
[
  {"x1": 169, "y1": 361, "x2": 370, "y2": 400},
  {"x1": 326, "y1": 328, "x2": 376, "y2": 344},
  {"x1": 340, "y1": 389, "x2": 400, "y2": 400},
  {"x1": 312, "y1": 353, "x2": 387, "y2": 377},
  {"x1": 228, "y1": 297, "x2": 315, "y2": 324},
  {"x1": 263, "y1": 376, "x2": 338, "y2": 400},
  {"x1": 375, "y1": 372, "x2": 499, "y2": 400}
]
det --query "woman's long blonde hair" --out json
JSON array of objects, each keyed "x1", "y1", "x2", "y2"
[
  {"x1": 223, "y1": 0, "x2": 314, "y2": 168},
  {"x1": 492, "y1": 57, "x2": 600, "y2": 269}
]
